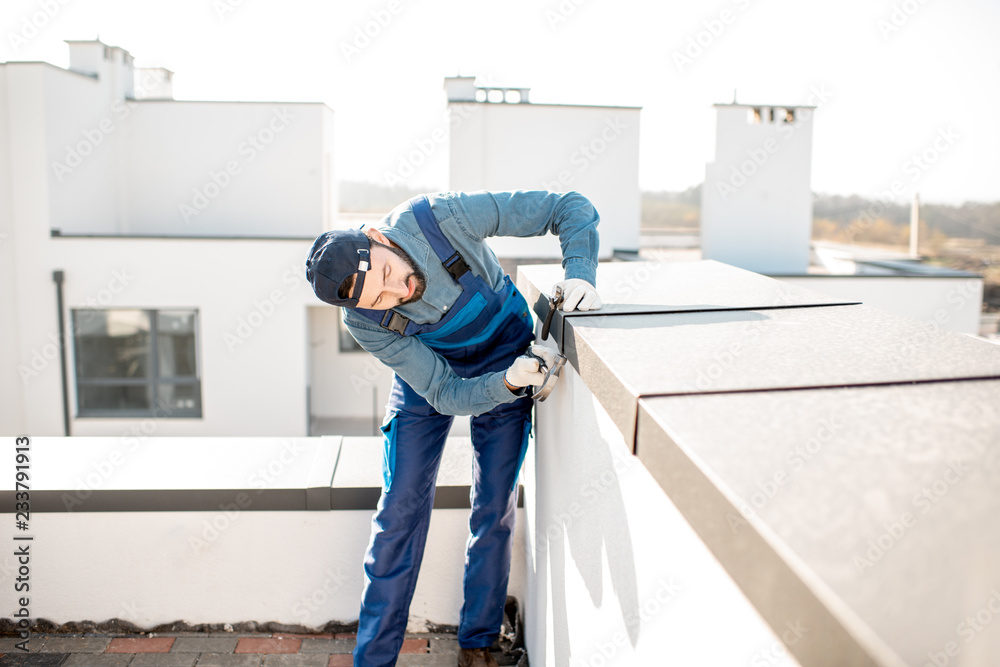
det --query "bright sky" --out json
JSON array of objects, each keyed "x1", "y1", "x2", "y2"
[{"x1": 4, "y1": 0, "x2": 999, "y2": 204}]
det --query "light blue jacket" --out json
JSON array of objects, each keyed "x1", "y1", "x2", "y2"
[{"x1": 343, "y1": 190, "x2": 599, "y2": 416}]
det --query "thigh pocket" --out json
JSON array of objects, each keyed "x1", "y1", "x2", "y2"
[
  {"x1": 380, "y1": 415, "x2": 398, "y2": 493},
  {"x1": 511, "y1": 417, "x2": 532, "y2": 494}
]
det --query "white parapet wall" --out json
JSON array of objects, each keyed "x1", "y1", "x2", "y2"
[
  {"x1": 21, "y1": 508, "x2": 486, "y2": 630},
  {"x1": 0, "y1": 436, "x2": 526, "y2": 631},
  {"x1": 522, "y1": 359, "x2": 799, "y2": 666}
]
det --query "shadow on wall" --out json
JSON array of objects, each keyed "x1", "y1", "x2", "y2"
[{"x1": 530, "y1": 358, "x2": 641, "y2": 667}]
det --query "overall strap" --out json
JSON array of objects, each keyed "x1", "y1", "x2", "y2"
[
  {"x1": 409, "y1": 195, "x2": 471, "y2": 283},
  {"x1": 352, "y1": 307, "x2": 420, "y2": 336},
  {"x1": 352, "y1": 196, "x2": 473, "y2": 336}
]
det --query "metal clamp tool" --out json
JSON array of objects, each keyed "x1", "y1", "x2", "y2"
[
  {"x1": 527, "y1": 286, "x2": 569, "y2": 400},
  {"x1": 524, "y1": 349, "x2": 567, "y2": 401},
  {"x1": 540, "y1": 285, "x2": 564, "y2": 341}
]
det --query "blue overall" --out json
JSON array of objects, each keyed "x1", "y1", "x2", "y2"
[{"x1": 352, "y1": 197, "x2": 535, "y2": 666}]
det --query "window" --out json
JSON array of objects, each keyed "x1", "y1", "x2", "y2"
[
  {"x1": 338, "y1": 308, "x2": 364, "y2": 353},
  {"x1": 73, "y1": 309, "x2": 202, "y2": 417}
]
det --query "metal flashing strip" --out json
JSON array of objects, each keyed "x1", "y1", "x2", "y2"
[
  {"x1": 522, "y1": 260, "x2": 862, "y2": 352},
  {"x1": 2, "y1": 436, "x2": 343, "y2": 513},
  {"x1": 10, "y1": 488, "x2": 307, "y2": 513},
  {"x1": 329, "y1": 485, "x2": 524, "y2": 511},
  {"x1": 558, "y1": 302, "x2": 1000, "y2": 450},
  {"x1": 4, "y1": 485, "x2": 523, "y2": 513},
  {"x1": 51, "y1": 231, "x2": 316, "y2": 241},
  {"x1": 635, "y1": 398, "x2": 905, "y2": 667},
  {"x1": 520, "y1": 260, "x2": 1000, "y2": 667},
  {"x1": 2, "y1": 434, "x2": 523, "y2": 512},
  {"x1": 636, "y1": 380, "x2": 1000, "y2": 667},
  {"x1": 533, "y1": 293, "x2": 862, "y2": 351}
]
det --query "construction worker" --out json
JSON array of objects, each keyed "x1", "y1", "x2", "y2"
[{"x1": 305, "y1": 190, "x2": 602, "y2": 667}]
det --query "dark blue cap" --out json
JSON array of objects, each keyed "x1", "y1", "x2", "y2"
[{"x1": 305, "y1": 229, "x2": 371, "y2": 308}]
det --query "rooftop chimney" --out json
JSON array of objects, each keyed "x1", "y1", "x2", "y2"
[
  {"x1": 134, "y1": 67, "x2": 174, "y2": 100},
  {"x1": 65, "y1": 39, "x2": 135, "y2": 99},
  {"x1": 701, "y1": 102, "x2": 816, "y2": 275},
  {"x1": 444, "y1": 76, "x2": 477, "y2": 102},
  {"x1": 444, "y1": 76, "x2": 530, "y2": 104}
]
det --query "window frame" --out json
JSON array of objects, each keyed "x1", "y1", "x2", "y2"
[{"x1": 72, "y1": 308, "x2": 203, "y2": 419}]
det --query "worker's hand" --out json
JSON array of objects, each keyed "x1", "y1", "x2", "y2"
[
  {"x1": 553, "y1": 279, "x2": 602, "y2": 312},
  {"x1": 529, "y1": 344, "x2": 561, "y2": 371},
  {"x1": 504, "y1": 354, "x2": 546, "y2": 389}
]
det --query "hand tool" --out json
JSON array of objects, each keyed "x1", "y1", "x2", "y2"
[
  {"x1": 540, "y1": 285, "x2": 564, "y2": 341},
  {"x1": 524, "y1": 349, "x2": 567, "y2": 401}
]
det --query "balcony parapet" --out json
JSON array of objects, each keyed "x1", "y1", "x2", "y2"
[
  {"x1": 1, "y1": 436, "x2": 526, "y2": 629},
  {"x1": 2, "y1": 436, "x2": 520, "y2": 512},
  {"x1": 519, "y1": 259, "x2": 1000, "y2": 667}
]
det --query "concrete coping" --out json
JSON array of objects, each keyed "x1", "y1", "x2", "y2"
[{"x1": 3, "y1": 436, "x2": 520, "y2": 512}]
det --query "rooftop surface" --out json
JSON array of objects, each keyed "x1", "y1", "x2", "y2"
[{"x1": 0, "y1": 631, "x2": 523, "y2": 666}]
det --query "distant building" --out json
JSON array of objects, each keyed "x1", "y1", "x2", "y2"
[
  {"x1": 698, "y1": 100, "x2": 983, "y2": 334},
  {"x1": 0, "y1": 39, "x2": 391, "y2": 437},
  {"x1": 25, "y1": 40, "x2": 336, "y2": 237},
  {"x1": 444, "y1": 76, "x2": 641, "y2": 261},
  {"x1": 701, "y1": 102, "x2": 814, "y2": 274}
]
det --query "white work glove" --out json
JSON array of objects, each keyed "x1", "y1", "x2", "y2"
[
  {"x1": 529, "y1": 345, "x2": 561, "y2": 371},
  {"x1": 553, "y1": 278, "x2": 602, "y2": 312},
  {"x1": 504, "y1": 345, "x2": 560, "y2": 389}
]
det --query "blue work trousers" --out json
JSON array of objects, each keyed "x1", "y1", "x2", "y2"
[{"x1": 354, "y1": 376, "x2": 532, "y2": 666}]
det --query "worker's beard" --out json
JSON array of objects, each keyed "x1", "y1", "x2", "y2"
[{"x1": 374, "y1": 239, "x2": 427, "y2": 305}]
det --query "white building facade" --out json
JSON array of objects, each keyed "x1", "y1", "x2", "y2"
[
  {"x1": 700, "y1": 101, "x2": 983, "y2": 334},
  {"x1": 701, "y1": 102, "x2": 815, "y2": 275},
  {"x1": 0, "y1": 40, "x2": 390, "y2": 437},
  {"x1": 445, "y1": 76, "x2": 641, "y2": 260}
]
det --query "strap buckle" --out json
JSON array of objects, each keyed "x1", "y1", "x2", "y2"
[
  {"x1": 379, "y1": 310, "x2": 410, "y2": 335},
  {"x1": 443, "y1": 252, "x2": 470, "y2": 282}
]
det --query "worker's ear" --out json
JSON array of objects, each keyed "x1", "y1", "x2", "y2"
[{"x1": 367, "y1": 228, "x2": 390, "y2": 246}]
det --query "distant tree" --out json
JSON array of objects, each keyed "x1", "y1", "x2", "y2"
[
  {"x1": 641, "y1": 185, "x2": 701, "y2": 228},
  {"x1": 812, "y1": 192, "x2": 1000, "y2": 245}
]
